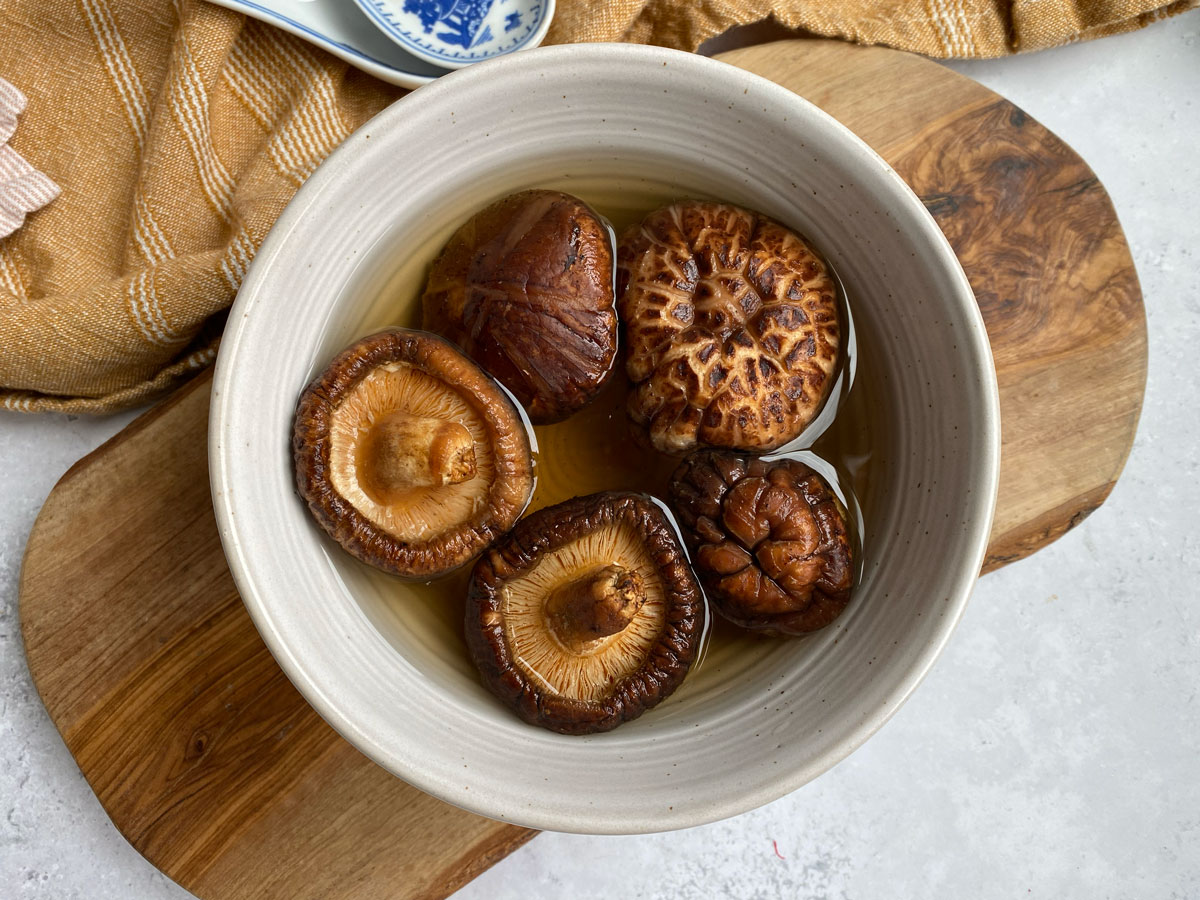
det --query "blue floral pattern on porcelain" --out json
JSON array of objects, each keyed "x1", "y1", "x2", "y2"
[{"x1": 355, "y1": 0, "x2": 549, "y2": 68}]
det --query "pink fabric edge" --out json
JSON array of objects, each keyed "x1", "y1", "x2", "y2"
[{"x1": 0, "y1": 75, "x2": 58, "y2": 239}]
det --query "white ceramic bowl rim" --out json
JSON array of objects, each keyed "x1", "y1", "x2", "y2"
[{"x1": 210, "y1": 42, "x2": 1000, "y2": 834}]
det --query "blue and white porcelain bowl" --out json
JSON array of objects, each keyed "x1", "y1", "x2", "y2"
[{"x1": 353, "y1": 0, "x2": 555, "y2": 69}]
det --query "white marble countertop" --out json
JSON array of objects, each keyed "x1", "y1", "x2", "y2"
[{"x1": 2, "y1": 13, "x2": 1198, "y2": 898}]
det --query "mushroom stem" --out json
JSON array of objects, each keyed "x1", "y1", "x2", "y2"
[
  {"x1": 546, "y1": 565, "x2": 646, "y2": 648},
  {"x1": 360, "y1": 411, "x2": 477, "y2": 499}
]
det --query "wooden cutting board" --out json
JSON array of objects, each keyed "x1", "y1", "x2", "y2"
[{"x1": 19, "y1": 39, "x2": 1145, "y2": 900}]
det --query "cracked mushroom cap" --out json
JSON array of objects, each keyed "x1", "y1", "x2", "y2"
[
  {"x1": 617, "y1": 201, "x2": 841, "y2": 454},
  {"x1": 465, "y1": 492, "x2": 704, "y2": 734},
  {"x1": 668, "y1": 451, "x2": 854, "y2": 636},
  {"x1": 293, "y1": 328, "x2": 535, "y2": 579},
  {"x1": 422, "y1": 189, "x2": 619, "y2": 425}
]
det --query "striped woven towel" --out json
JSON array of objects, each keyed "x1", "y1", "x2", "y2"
[
  {"x1": 0, "y1": 2, "x2": 401, "y2": 412},
  {"x1": 0, "y1": 0, "x2": 1193, "y2": 412}
]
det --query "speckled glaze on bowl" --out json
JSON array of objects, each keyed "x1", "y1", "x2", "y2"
[{"x1": 210, "y1": 43, "x2": 1000, "y2": 834}]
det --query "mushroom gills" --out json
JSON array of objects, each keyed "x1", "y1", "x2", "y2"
[
  {"x1": 328, "y1": 362, "x2": 495, "y2": 542},
  {"x1": 499, "y1": 525, "x2": 667, "y2": 702}
]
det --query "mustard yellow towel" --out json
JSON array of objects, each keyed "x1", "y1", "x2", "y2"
[{"x1": 0, "y1": 0, "x2": 1192, "y2": 412}]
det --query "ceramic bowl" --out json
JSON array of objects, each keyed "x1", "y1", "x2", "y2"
[
  {"x1": 210, "y1": 43, "x2": 1000, "y2": 834},
  {"x1": 353, "y1": 0, "x2": 555, "y2": 70}
]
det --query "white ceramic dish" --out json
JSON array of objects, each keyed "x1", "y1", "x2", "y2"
[
  {"x1": 210, "y1": 43, "x2": 1001, "y2": 834},
  {"x1": 207, "y1": 0, "x2": 443, "y2": 88},
  {"x1": 353, "y1": 0, "x2": 554, "y2": 69}
]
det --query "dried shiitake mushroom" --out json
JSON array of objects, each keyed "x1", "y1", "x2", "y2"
[
  {"x1": 618, "y1": 201, "x2": 841, "y2": 454},
  {"x1": 293, "y1": 328, "x2": 535, "y2": 578},
  {"x1": 465, "y1": 492, "x2": 704, "y2": 734},
  {"x1": 668, "y1": 451, "x2": 853, "y2": 636},
  {"x1": 422, "y1": 189, "x2": 619, "y2": 424}
]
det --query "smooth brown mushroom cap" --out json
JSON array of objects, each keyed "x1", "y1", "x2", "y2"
[
  {"x1": 617, "y1": 201, "x2": 840, "y2": 454},
  {"x1": 293, "y1": 328, "x2": 535, "y2": 578},
  {"x1": 466, "y1": 492, "x2": 703, "y2": 734},
  {"x1": 422, "y1": 189, "x2": 619, "y2": 424},
  {"x1": 668, "y1": 451, "x2": 853, "y2": 635}
]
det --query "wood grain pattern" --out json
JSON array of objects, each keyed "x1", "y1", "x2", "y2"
[
  {"x1": 20, "y1": 366, "x2": 534, "y2": 900},
  {"x1": 19, "y1": 40, "x2": 1145, "y2": 900},
  {"x1": 718, "y1": 40, "x2": 1146, "y2": 569}
]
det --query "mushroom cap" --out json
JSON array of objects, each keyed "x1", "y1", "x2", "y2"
[
  {"x1": 465, "y1": 492, "x2": 704, "y2": 734},
  {"x1": 422, "y1": 189, "x2": 619, "y2": 425},
  {"x1": 668, "y1": 451, "x2": 853, "y2": 636},
  {"x1": 617, "y1": 201, "x2": 841, "y2": 454},
  {"x1": 293, "y1": 328, "x2": 535, "y2": 579}
]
